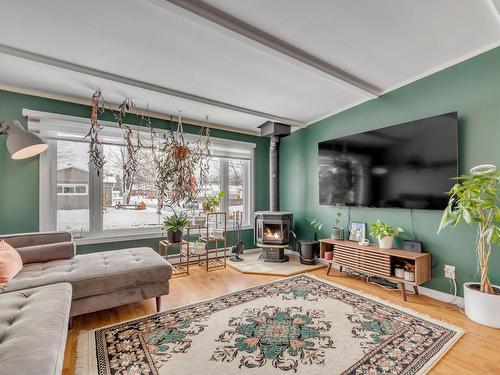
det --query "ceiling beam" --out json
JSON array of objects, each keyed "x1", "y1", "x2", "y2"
[
  {"x1": 153, "y1": 0, "x2": 382, "y2": 97},
  {"x1": 0, "y1": 43, "x2": 306, "y2": 127}
]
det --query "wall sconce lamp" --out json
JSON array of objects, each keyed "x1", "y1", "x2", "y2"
[{"x1": 0, "y1": 119, "x2": 48, "y2": 159}]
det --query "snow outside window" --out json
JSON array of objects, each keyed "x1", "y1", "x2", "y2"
[{"x1": 28, "y1": 110, "x2": 255, "y2": 240}]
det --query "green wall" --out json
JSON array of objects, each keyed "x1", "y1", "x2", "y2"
[
  {"x1": 280, "y1": 47, "x2": 500, "y2": 297},
  {"x1": 0, "y1": 89, "x2": 269, "y2": 252}
]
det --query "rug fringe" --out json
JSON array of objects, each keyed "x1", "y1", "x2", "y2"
[{"x1": 75, "y1": 330, "x2": 91, "y2": 375}]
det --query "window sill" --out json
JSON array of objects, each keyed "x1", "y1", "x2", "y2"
[{"x1": 75, "y1": 226, "x2": 254, "y2": 246}]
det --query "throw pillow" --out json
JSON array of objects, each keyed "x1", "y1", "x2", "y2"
[{"x1": 0, "y1": 240, "x2": 23, "y2": 287}]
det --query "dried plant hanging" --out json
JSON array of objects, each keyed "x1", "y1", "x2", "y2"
[
  {"x1": 87, "y1": 90, "x2": 106, "y2": 175},
  {"x1": 115, "y1": 98, "x2": 143, "y2": 187}
]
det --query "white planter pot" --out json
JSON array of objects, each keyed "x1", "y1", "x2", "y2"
[
  {"x1": 464, "y1": 282, "x2": 500, "y2": 328},
  {"x1": 378, "y1": 236, "x2": 394, "y2": 249}
]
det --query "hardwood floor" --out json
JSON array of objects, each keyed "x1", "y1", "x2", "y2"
[{"x1": 63, "y1": 267, "x2": 500, "y2": 374}]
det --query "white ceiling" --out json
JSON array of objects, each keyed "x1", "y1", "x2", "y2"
[{"x1": 0, "y1": 0, "x2": 499, "y2": 134}]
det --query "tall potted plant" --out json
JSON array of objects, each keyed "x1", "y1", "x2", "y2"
[{"x1": 438, "y1": 165, "x2": 499, "y2": 328}]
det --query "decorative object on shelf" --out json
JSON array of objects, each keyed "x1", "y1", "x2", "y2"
[
  {"x1": 438, "y1": 164, "x2": 500, "y2": 328},
  {"x1": 308, "y1": 217, "x2": 323, "y2": 241},
  {"x1": 348, "y1": 221, "x2": 367, "y2": 243},
  {"x1": 88, "y1": 90, "x2": 106, "y2": 174},
  {"x1": 369, "y1": 220, "x2": 404, "y2": 249},
  {"x1": 203, "y1": 191, "x2": 225, "y2": 213},
  {"x1": 330, "y1": 205, "x2": 345, "y2": 240},
  {"x1": 358, "y1": 238, "x2": 369, "y2": 246},
  {"x1": 403, "y1": 239, "x2": 422, "y2": 253},
  {"x1": 0, "y1": 119, "x2": 48, "y2": 159},
  {"x1": 191, "y1": 240, "x2": 206, "y2": 256},
  {"x1": 404, "y1": 262, "x2": 416, "y2": 282},
  {"x1": 395, "y1": 264, "x2": 405, "y2": 279},
  {"x1": 162, "y1": 211, "x2": 189, "y2": 243},
  {"x1": 324, "y1": 250, "x2": 333, "y2": 261},
  {"x1": 188, "y1": 215, "x2": 207, "y2": 227}
]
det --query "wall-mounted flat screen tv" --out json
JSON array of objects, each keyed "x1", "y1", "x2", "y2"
[{"x1": 318, "y1": 112, "x2": 458, "y2": 210}]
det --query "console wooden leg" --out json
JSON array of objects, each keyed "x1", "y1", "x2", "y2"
[
  {"x1": 339, "y1": 265, "x2": 343, "y2": 273},
  {"x1": 326, "y1": 263, "x2": 332, "y2": 275},
  {"x1": 156, "y1": 296, "x2": 162, "y2": 312},
  {"x1": 413, "y1": 285, "x2": 419, "y2": 295},
  {"x1": 399, "y1": 283, "x2": 407, "y2": 301}
]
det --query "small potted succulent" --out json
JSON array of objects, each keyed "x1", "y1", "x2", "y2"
[
  {"x1": 162, "y1": 211, "x2": 189, "y2": 243},
  {"x1": 369, "y1": 220, "x2": 404, "y2": 249}
]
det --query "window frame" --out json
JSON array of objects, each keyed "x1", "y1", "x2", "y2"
[{"x1": 26, "y1": 109, "x2": 256, "y2": 244}]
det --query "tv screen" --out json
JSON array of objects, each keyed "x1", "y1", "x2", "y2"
[{"x1": 318, "y1": 112, "x2": 458, "y2": 210}]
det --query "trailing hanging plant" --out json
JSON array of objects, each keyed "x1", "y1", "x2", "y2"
[
  {"x1": 438, "y1": 167, "x2": 500, "y2": 294},
  {"x1": 159, "y1": 113, "x2": 213, "y2": 207},
  {"x1": 87, "y1": 90, "x2": 106, "y2": 175}
]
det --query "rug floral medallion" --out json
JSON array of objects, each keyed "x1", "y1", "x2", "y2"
[{"x1": 77, "y1": 274, "x2": 463, "y2": 375}]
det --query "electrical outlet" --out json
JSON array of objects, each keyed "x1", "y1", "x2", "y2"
[{"x1": 444, "y1": 265, "x2": 456, "y2": 279}]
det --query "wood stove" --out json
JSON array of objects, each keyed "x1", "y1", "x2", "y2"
[{"x1": 254, "y1": 211, "x2": 293, "y2": 262}]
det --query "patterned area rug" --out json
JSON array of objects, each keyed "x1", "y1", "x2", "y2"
[{"x1": 76, "y1": 274, "x2": 463, "y2": 375}]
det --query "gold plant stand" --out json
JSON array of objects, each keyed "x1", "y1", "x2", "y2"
[{"x1": 158, "y1": 239, "x2": 190, "y2": 277}]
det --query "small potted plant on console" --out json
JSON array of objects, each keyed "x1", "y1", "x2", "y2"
[
  {"x1": 438, "y1": 164, "x2": 499, "y2": 328},
  {"x1": 369, "y1": 220, "x2": 404, "y2": 249},
  {"x1": 330, "y1": 208, "x2": 345, "y2": 240}
]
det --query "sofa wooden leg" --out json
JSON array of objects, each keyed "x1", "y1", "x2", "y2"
[
  {"x1": 156, "y1": 296, "x2": 162, "y2": 312},
  {"x1": 68, "y1": 317, "x2": 74, "y2": 330}
]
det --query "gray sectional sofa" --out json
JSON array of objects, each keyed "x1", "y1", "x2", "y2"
[{"x1": 0, "y1": 231, "x2": 172, "y2": 374}]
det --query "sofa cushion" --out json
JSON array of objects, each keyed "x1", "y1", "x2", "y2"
[
  {"x1": 0, "y1": 241, "x2": 23, "y2": 287},
  {"x1": 0, "y1": 283, "x2": 72, "y2": 375},
  {"x1": 1, "y1": 247, "x2": 172, "y2": 299}
]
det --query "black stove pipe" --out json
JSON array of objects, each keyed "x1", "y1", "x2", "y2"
[
  {"x1": 270, "y1": 135, "x2": 280, "y2": 212},
  {"x1": 258, "y1": 121, "x2": 291, "y2": 212}
]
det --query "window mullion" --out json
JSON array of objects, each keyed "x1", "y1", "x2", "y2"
[
  {"x1": 88, "y1": 145, "x2": 103, "y2": 235},
  {"x1": 220, "y1": 158, "x2": 229, "y2": 213}
]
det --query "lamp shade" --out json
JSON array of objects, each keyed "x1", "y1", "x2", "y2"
[{"x1": 3, "y1": 119, "x2": 48, "y2": 159}]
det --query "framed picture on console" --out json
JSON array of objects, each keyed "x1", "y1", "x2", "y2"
[{"x1": 349, "y1": 221, "x2": 366, "y2": 242}]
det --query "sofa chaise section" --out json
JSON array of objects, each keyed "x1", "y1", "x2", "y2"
[
  {"x1": 0, "y1": 283, "x2": 72, "y2": 375},
  {"x1": 0, "y1": 232, "x2": 173, "y2": 316}
]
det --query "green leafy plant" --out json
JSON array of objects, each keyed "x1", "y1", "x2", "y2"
[
  {"x1": 203, "y1": 191, "x2": 225, "y2": 213},
  {"x1": 369, "y1": 220, "x2": 404, "y2": 238},
  {"x1": 308, "y1": 218, "x2": 323, "y2": 241},
  {"x1": 162, "y1": 211, "x2": 189, "y2": 232},
  {"x1": 309, "y1": 218, "x2": 323, "y2": 231},
  {"x1": 438, "y1": 169, "x2": 499, "y2": 294}
]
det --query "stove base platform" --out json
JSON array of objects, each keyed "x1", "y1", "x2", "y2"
[{"x1": 258, "y1": 247, "x2": 289, "y2": 263}]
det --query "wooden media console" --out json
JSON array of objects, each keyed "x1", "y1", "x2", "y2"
[{"x1": 319, "y1": 239, "x2": 431, "y2": 301}]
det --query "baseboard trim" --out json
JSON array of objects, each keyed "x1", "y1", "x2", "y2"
[{"x1": 317, "y1": 259, "x2": 463, "y2": 306}]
